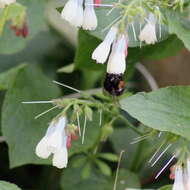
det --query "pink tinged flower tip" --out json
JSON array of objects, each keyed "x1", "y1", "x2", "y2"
[
  {"x1": 139, "y1": 13, "x2": 157, "y2": 45},
  {"x1": 82, "y1": 0, "x2": 97, "y2": 30},
  {"x1": 91, "y1": 26, "x2": 118, "y2": 64},
  {"x1": 35, "y1": 116, "x2": 68, "y2": 169},
  {"x1": 61, "y1": 0, "x2": 84, "y2": 27},
  {"x1": 107, "y1": 34, "x2": 127, "y2": 75},
  {"x1": 93, "y1": 0, "x2": 101, "y2": 7}
]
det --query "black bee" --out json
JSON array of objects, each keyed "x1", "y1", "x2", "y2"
[{"x1": 103, "y1": 73, "x2": 125, "y2": 96}]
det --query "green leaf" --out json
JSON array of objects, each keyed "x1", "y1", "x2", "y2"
[
  {"x1": 98, "y1": 153, "x2": 118, "y2": 162},
  {"x1": 157, "y1": 185, "x2": 172, "y2": 190},
  {"x1": 95, "y1": 159, "x2": 112, "y2": 176},
  {"x1": 0, "y1": 0, "x2": 45, "y2": 54},
  {"x1": 120, "y1": 86, "x2": 190, "y2": 140},
  {"x1": 141, "y1": 35, "x2": 184, "y2": 61},
  {"x1": 60, "y1": 167, "x2": 110, "y2": 190},
  {"x1": 75, "y1": 30, "x2": 103, "y2": 71},
  {"x1": 166, "y1": 10, "x2": 190, "y2": 50},
  {"x1": 110, "y1": 128, "x2": 140, "y2": 168},
  {"x1": 0, "y1": 63, "x2": 26, "y2": 90},
  {"x1": 2, "y1": 64, "x2": 61, "y2": 168},
  {"x1": 113, "y1": 169, "x2": 140, "y2": 189},
  {"x1": 60, "y1": 167, "x2": 140, "y2": 190},
  {"x1": 0, "y1": 181, "x2": 21, "y2": 190},
  {"x1": 57, "y1": 63, "x2": 75, "y2": 73},
  {"x1": 70, "y1": 155, "x2": 87, "y2": 168},
  {"x1": 81, "y1": 162, "x2": 91, "y2": 179}
]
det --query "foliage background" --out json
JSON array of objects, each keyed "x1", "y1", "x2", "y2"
[{"x1": 0, "y1": 0, "x2": 189, "y2": 190}]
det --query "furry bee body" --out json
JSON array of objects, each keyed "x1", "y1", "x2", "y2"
[{"x1": 103, "y1": 73, "x2": 125, "y2": 96}]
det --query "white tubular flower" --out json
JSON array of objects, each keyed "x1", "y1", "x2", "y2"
[
  {"x1": 139, "y1": 13, "x2": 157, "y2": 45},
  {"x1": 82, "y1": 0, "x2": 97, "y2": 30},
  {"x1": 35, "y1": 117, "x2": 68, "y2": 169},
  {"x1": 185, "y1": 160, "x2": 190, "y2": 189},
  {"x1": 106, "y1": 34, "x2": 127, "y2": 74},
  {"x1": 61, "y1": 0, "x2": 84, "y2": 27},
  {"x1": 172, "y1": 166, "x2": 185, "y2": 190},
  {"x1": 92, "y1": 26, "x2": 118, "y2": 64},
  {"x1": 0, "y1": 0, "x2": 16, "y2": 8}
]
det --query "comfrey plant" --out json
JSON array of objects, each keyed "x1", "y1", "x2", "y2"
[{"x1": 1, "y1": 0, "x2": 189, "y2": 189}]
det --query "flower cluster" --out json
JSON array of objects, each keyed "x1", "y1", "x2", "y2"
[
  {"x1": 61, "y1": 0, "x2": 97, "y2": 30},
  {"x1": 35, "y1": 116, "x2": 78, "y2": 169},
  {"x1": 60, "y1": 0, "x2": 160, "y2": 96},
  {"x1": 172, "y1": 161, "x2": 190, "y2": 190},
  {"x1": 0, "y1": 0, "x2": 15, "y2": 8}
]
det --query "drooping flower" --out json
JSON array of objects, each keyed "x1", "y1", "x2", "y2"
[
  {"x1": 184, "y1": 160, "x2": 190, "y2": 190},
  {"x1": 139, "y1": 13, "x2": 157, "y2": 45},
  {"x1": 82, "y1": 0, "x2": 97, "y2": 30},
  {"x1": 106, "y1": 34, "x2": 127, "y2": 74},
  {"x1": 61, "y1": 0, "x2": 84, "y2": 27},
  {"x1": 172, "y1": 166, "x2": 185, "y2": 190},
  {"x1": 92, "y1": 26, "x2": 118, "y2": 64},
  {"x1": 0, "y1": 0, "x2": 16, "y2": 8},
  {"x1": 35, "y1": 116, "x2": 68, "y2": 169},
  {"x1": 103, "y1": 33, "x2": 128, "y2": 96}
]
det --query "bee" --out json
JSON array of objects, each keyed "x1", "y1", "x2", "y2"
[{"x1": 103, "y1": 73, "x2": 125, "y2": 96}]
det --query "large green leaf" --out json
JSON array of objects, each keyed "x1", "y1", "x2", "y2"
[
  {"x1": 157, "y1": 185, "x2": 172, "y2": 190},
  {"x1": 0, "y1": 181, "x2": 21, "y2": 190},
  {"x1": 120, "y1": 86, "x2": 190, "y2": 140},
  {"x1": 0, "y1": 0, "x2": 45, "y2": 54},
  {"x1": 60, "y1": 167, "x2": 140, "y2": 190},
  {"x1": 0, "y1": 30, "x2": 61, "y2": 73},
  {"x1": 60, "y1": 167, "x2": 110, "y2": 190},
  {"x1": 110, "y1": 127, "x2": 156, "y2": 173},
  {"x1": 113, "y1": 169, "x2": 140, "y2": 190},
  {"x1": 1, "y1": 64, "x2": 61, "y2": 168},
  {"x1": 74, "y1": 30, "x2": 102, "y2": 71},
  {"x1": 0, "y1": 63, "x2": 26, "y2": 90},
  {"x1": 166, "y1": 10, "x2": 190, "y2": 50},
  {"x1": 110, "y1": 128, "x2": 140, "y2": 168},
  {"x1": 141, "y1": 35, "x2": 184, "y2": 61}
]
